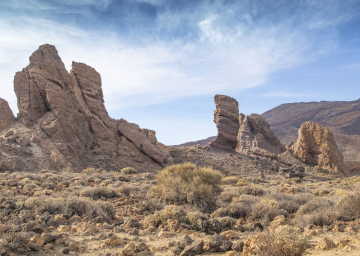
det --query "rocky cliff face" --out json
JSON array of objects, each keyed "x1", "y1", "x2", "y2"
[
  {"x1": 236, "y1": 114, "x2": 286, "y2": 154},
  {"x1": 0, "y1": 99, "x2": 15, "y2": 131},
  {"x1": 8, "y1": 44, "x2": 171, "y2": 171},
  {"x1": 209, "y1": 95, "x2": 240, "y2": 151},
  {"x1": 291, "y1": 121, "x2": 347, "y2": 175},
  {"x1": 209, "y1": 95, "x2": 285, "y2": 154}
]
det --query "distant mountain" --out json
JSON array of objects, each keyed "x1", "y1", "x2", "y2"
[
  {"x1": 175, "y1": 136, "x2": 217, "y2": 147},
  {"x1": 262, "y1": 99, "x2": 360, "y2": 162}
]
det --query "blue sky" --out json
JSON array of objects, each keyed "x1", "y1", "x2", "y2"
[{"x1": 1, "y1": 0, "x2": 360, "y2": 145}]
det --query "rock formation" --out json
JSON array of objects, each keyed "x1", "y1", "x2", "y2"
[
  {"x1": 236, "y1": 114, "x2": 286, "y2": 154},
  {"x1": 291, "y1": 121, "x2": 347, "y2": 175},
  {"x1": 0, "y1": 98, "x2": 15, "y2": 130},
  {"x1": 209, "y1": 95, "x2": 240, "y2": 151},
  {"x1": 10, "y1": 44, "x2": 171, "y2": 171}
]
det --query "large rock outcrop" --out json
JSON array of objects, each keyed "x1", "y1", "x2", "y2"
[
  {"x1": 0, "y1": 98, "x2": 15, "y2": 130},
  {"x1": 236, "y1": 114, "x2": 286, "y2": 154},
  {"x1": 209, "y1": 95, "x2": 240, "y2": 151},
  {"x1": 12, "y1": 44, "x2": 171, "y2": 171},
  {"x1": 291, "y1": 121, "x2": 347, "y2": 175}
]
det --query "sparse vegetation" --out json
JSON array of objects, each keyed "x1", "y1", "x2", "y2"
[
  {"x1": 150, "y1": 163, "x2": 223, "y2": 212},
  {"x1": 121, "y1": 167, "x2": 138, "y2": 175}
]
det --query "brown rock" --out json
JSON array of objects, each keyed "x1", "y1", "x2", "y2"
[
  {"x1": 180, "y1": 240, "x2": 204, "y2": 256},
  {"x1": 12, "y1": 44, "x2": 171, "y2": 172},
  {"x1": 210, "y1": 95, "x2": 240, "y2": 151},
  {"x1": 316, "y1": 237, "x2": 335, "y2": 250},
  {"x1": 237, "y1": 114, "x2": 285, "y2": 154},
  {"x1": 122, "y1": 242, "x2": 136, "y2": 256},
  {"x1": 0, "y1": 98, "x2": 15, "y2": 130},
  {"x1": 291, "y1": 121, "x2": 347, "y2": 175}
]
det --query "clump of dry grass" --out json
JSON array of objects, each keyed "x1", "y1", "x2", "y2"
[
  {"x1": 121, "y1": 167, "x2": 138, "y2": 175},
  {"x1": 80, "y1": 187, "x2": 118, "y2": 200},
  {"x1": 211, "y1": 203, "x2": 251, "y2": 219},
  {"x1": 0, "y1": 231, "x2": 30, "y2": 253},
  {"x1": 150, "y1": 163, "x2": 223, "y2": 212},
  {"x1": 252, "y1": 226, "x2": 308, "y2": 256}
]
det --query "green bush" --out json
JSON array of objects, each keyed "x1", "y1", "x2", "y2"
[
  {"x1": 121, "y1": 167, "x2": 138, "y2": 175},
  {"x1": 150, "y1": 163, "x2": 223, "y2": 212}
]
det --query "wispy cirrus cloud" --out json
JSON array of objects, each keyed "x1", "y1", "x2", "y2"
[{"x1": 0, "y1": 0, "x2": 359, "y2": 116}]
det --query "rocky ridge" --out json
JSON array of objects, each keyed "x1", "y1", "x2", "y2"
[{"x1": 2, "y1": 44, "x2": 171, "y2": 172}]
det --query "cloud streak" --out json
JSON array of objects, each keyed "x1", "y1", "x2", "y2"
[{"x1": 0, "y1": 0, "x2": 359, "y2": 116}]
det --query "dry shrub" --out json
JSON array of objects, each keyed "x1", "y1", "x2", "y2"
[
  {"x1": 239, "y1": 185, "x2": 266, "y2": 196},
  {"x1": 24, "y1": 196, "x2": 115, "y2": 220},
  {"x1": 117, "y1": 184, "x2": 140, "y2": 196},
  {"x1": 295, "y1": 198, "x2": 340, "y2": 227},
  {"x1": 251, "y1": 203, "x2": 287, "y2": 222},
  {"x1": 150, "y1": 163, "x2": 222, "y2": 212},
  {"x1": 312, "y1": 188, "x2": 331, "y2": 196},
  {"x1": 0, "y1": 160, "x2": 17, "y2": 172},
  {"x1": 136, "y1": 198, "x2": 165, "y2": 214},
  {"x1": 222, "y1": 176, "x2": 241, "y2": 185},
  {"x1": 0, "y1": 231, "x2": 30, "y2": 253},
  {"x1": 121, "y1": 167, "x2": 138, "y2": 175},
  {"x1": 143, "y1": 205, "x2": 187, "y2": 227},
  {"x1": 216, "y1": 216, "x2": 237, "y2": 229},
  {"x1": 82, "y1": 167, "x2": 102, "y2": 175},
  {"x1": 339, "y1": 192, "x2": 360, "y2": 220},
  {"x1": 80, "y1": 187, "x2": 118, "y2": 200},
  {"x1": 219, "y1": 188, "x2": 240, "y2": 203},
  {"x1": 268, "y1": 193, "x2": 312, "y2": 214},
  {"x1": 211, "y1": 203, "x2": 251, "y2": 219},
  {"x1": 253, "y1": 226, "x2": 308, "y2": 256}
]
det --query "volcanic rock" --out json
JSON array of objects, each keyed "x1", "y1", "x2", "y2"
[
  {"x1": 210, "y1": 95, "x2": 240, "y2": 151},
  {"x1": 11, "y1": 44, "x2": 171, "y2": 171},
  {"x1": 0, "y1": 98, "x2": 15, "y2": 130},
  {"x1": 236, "y1": 114, "x2": 285, "y2": 154},
  {"x1": 291, "y1": 121, "x2": 347, "y2": 175}
]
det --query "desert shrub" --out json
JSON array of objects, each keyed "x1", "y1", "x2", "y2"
[
  {"x1": 186, "y1": 211, "x2": 207, "y2": 227},
  {"x1": 143, "y1": 205, "x2": 187, "y2": 227},
  {"x1": 251, "y1": 202, "x2": 287, "y2": 222},
  {"x1": 339, "y1": 192, "x2": 360, "y2": 220},
  {"x1": 80, "y1": 187, "x2": 118, "y2": 200},
  {"x1": 0, "y1": 231, "x2": 30, "y2": 253},
  {"x1": 136, "y1": 198, "x2": 165, "y2": 214},
  {"x1": 253, "y1": 226, "x2": 308, "y2": 256},
  {"x1": 150, "y1": 163, "x2": 223, "y2": 212},
  {"x1": 211, "y1": 203, "x2": 251, "y2": 219},
  {"x1": 121, "y1": 167, "x2": 138, "y2": 175},
  {"x1": 268, "y1": 193, "x2": 312, "y2": 214},
  {"x1": 239, "y1": 185, "x2": 266, "y2": 196},
  {"x1": 0, "y1": 160, "x2": 17, "y2": 172},
  {"x1": 216, "y1": 216, "x2": 237, "y2": 229},
  {"x1": 117, "y1": 184, "x2": 140, "y2": 196},
  {"x1": 24, "y1": 196, "x2": 115, "y2": 220},
  {"x1": 219, "y1": 189, "x2": 240, "y2": 203},
  {"x1": 232, "y1": 194, "x2": 260, "y2": 205},
  {"x1": 5, "y1": 179, "x2": 19, "y2": 187},
  {"x1": 222, "y1": 176, "x2": 241, "y2": 185},
  {"x1": 295, "y1": 198, "x2": 340, "y2": 226},
  {"x1": 312, "y1": 188, "x2": 331, "y2": 196},
  {"x1": 82, "y1": 167, "x2": 102, "y2": 175}
]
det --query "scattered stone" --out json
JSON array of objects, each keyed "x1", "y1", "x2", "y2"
[
  {"x1": 121, "y1": 242, "x2": 136, "y2": 256},
  {"x1": 316, "y1": 237, "x2": 335, "y2": 250},
  {"x1": 205, "y1": 235, "x2": 233, "y2": 252},
  {"x1": 158, "y1": 230, "x2": 174, "y2": 238},
  {"x1": 232, "y1": 241, "x2": 244, "y2": 252},
  {"x1": 196, "y1": 218, "x2": 222, "y2": 234},
  {"x1": 180, "y1": 240, "x2": 204, "y2": 256},
  {"x1": 220, "y1": 230, "x2": 239, "y2": 240},
  {"x1": 103, "y1": 236, "x2": 125, "y2": 247},
  {"x1": 136, "y1": 242, "x2": 149, "y2": 252}
]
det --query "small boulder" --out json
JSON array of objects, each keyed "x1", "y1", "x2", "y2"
[{"x1": 205, "y1": 235, "x2": 232, "y2": 252}]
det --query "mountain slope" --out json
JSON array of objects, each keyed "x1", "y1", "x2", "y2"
[{"x1": 262, "y1": 99, "x2": 360, "y2": 162}]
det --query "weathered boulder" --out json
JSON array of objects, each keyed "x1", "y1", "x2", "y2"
[
  {"x1": 210, "y1": 95, "x2": 240, "y2": 151},
  {"x1": 12, "y1": 44, "x2": 171, "y2": 171},
  {"x1": 291, "y1": 121, "x2": 347, "y2": 175},
  {"x1": 0, "y1": 98, "x2": 15, "y2": 130},
  {"x1": 236, "y1": 114, "x2": 286, "y2": 154}
]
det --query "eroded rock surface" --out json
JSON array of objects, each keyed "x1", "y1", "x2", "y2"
[
  {"x1": 0, "y1": 99, "x2": 15, "y2": 130},
  {"x1": 210, "y1": 95, "x2": 240, "y2": 151},
  {"x1": 291, "y1": 121, "x2": 347, "y2": 175},
  {"x1": 236, "y1": 114, "x2": 286, "y2": 154},
  {"x1": 11, "y1": 44, "x2": 171, "y2": 171}
]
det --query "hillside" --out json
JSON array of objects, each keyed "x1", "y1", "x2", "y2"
[{"x1": 262, "y1": 99, "x2": 360, "y2": 162}]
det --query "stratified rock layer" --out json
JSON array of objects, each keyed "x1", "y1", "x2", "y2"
[
  {"x1": 291, "y1": 121, "x2": 347, "y2": 175},
  {"x1": 0, "y1": 98, "x2": 15, "y2": 130},
  {"x1": 209, "y1": 95, "x2": 239, "y2": 151},
  {"x1": 236, "y1": 114, "x2": 286, "y2": 154},
  {"x1": 13, "y1": 44, "x2": 171, "y2": 171}
]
